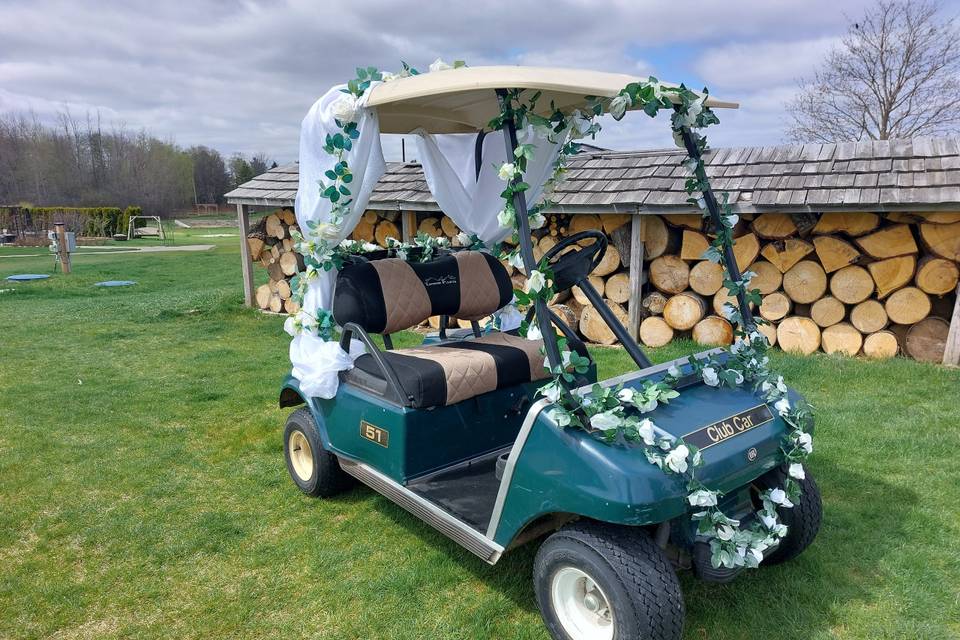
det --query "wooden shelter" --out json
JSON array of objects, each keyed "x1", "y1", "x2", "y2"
[{"x1": 226, "y1": 137, "x2": 960, "y2": 365}]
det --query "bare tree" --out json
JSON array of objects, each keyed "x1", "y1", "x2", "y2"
[{"x1": 787, "y1": 1, "x2": 960, "y2": 142}]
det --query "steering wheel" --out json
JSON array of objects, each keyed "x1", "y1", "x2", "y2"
[{"x1": 541, "y1": 230, "x2": 608, "y2": 292}]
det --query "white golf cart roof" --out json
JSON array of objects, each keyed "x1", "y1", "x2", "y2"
[{"x1": 367, "y1": 65, "x2": 739, "y2": 134}]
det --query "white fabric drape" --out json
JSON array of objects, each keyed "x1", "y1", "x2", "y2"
[
  {"x1": 414, "y1": 128, "x2": 562, "y2": 243},
  {"x1": 289, "y1": 85, "x2": 386, "y2": 399}
]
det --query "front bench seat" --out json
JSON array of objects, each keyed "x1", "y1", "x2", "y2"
[
  {"x1": 353, "y1": 331, "x2": 551, "y2": 408},
  {"x1": 333, "y1": 251, "x2": 587, "y2": 408}
]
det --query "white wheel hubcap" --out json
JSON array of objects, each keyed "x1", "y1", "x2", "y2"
[
  {"x1": 550, "y1": 566, "x2": 614, "y2": 640},
  {"x1": 288, "y1": 430, "x2": 314, "y2": 481}
]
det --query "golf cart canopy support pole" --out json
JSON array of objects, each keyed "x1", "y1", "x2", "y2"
[
  {"x1": 677, "y1": 125, "x2": 756, "y2": 331},
  {"x1": 495, "y1": 89, "x2": 564, "y2": 374}
]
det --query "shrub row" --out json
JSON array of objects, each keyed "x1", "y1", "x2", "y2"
[{"x1": 0, "y1": 206, "x2": 143, "y2": 237}]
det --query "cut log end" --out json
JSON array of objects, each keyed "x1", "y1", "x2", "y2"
[
  {"x1": 905, "y1": 317, "x2": 950, "y2": 362},
  {"x1": 821, "y1": 322, "x2": 863, "y2": 356},
  {"x1": 639, "y1": 316, "x2": 674, "y2": 347},
  {"x1": 884, "y1": 286, "x2": 931, "y2": 325},
  {"x1": 863, "y1": 330, "x2": 899, "y2": 359},
  {"x1": 692, "y1": 316, "x2": 734, "y2": 346},
  {"x1": 777, "y1": 316, "x2": 822, "y2": 355}
]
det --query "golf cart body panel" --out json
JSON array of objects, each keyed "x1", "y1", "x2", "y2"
[
  {"x1": 281, "y1": 358, "x2": 806, "y2": 555},
  {"x1": 488, "y1": 375, "x2": 804, "y2": 548},
  {"x1": 281, "y1": 372, "x2": 590, "y2": 485}
]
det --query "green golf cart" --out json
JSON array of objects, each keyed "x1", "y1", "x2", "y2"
[{"x1": 278, "y1": 66, "x2": 822, "y2": 640}]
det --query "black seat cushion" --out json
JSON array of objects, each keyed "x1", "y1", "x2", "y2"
[
  {"x1": 352, "y1": 331, "x2": 587, "y2": 408},
  {"x1": 333, "y1": 251, "x2": 513, "y2": 335}
]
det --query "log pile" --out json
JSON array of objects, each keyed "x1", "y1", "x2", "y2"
[
  {"x1": 246, "y1": 207, "x2": 959, "y2": 364},
  {"x1": 634, "y1": 211, "x2": 959, "y2": 362},
  {"x1": 247, "y1": 209, "x2": 304, "y2": 314}
]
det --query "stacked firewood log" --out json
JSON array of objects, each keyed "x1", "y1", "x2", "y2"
[
  {"x1": 247, "y1": 208, "x2": 303, "y2": 314},
  {"x1": 637, "y1": 211, "x2": 960, "y2": 362}
]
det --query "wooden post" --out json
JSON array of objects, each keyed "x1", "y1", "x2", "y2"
[
  {"x1": 626, "y1": 212, "x2": 645, "y2": 339},
  {"x1": 401, "y1": 210, "x2": 416, "y2": 243},
  {"x1": 236, "y1": 203, "x2": 255, "y2": 307},
  {"x1": 943, "y1": 282, "x2": 960, "y2": 366},
  {"x1": 54, "y1": 222, "x2": 71, "y2": 274}
]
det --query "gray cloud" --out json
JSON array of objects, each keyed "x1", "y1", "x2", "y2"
[{"x1": 0, "y1": 0, "x2": 914, "y2": 161}]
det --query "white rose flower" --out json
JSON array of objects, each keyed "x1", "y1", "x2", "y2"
[
  {"x1": 526, "y1": 323, "x2": 542, "y2": 341},
  {"x1": 730, "y1": 338, "x2": 746, "y2": 354},
  {"x1": 759, "y1": 513, "x2": 778, "y2": 529},
  {"x1": 796, "y1": 432, "x2": 813, "y2": 454},
  {"x1": 774, "y1": 397, "x2": 791, "y2": 416},
  {"x1": 664, "y1": 444, "x2": 689, "y2": 474},
  {"x1": 455, "y1": 231, "x2": 471, "y2": 247},
  {"x1": 769, "y1": 488, "x2": 793, "y2": 508},
  {"x1": 687, "y1": 489, "x2": 718, "y2": 507},
  {"x1": 526, "y1": 269, "x2": 547, "y2": 293},
  {"x1": 542, "y1": 383, "x2": 561, "y2": 403},
  {"x1": 316, "y1": 222, "x2": 342, "y2": 241},
  {"x1": 590, "y1": 411, "x2": 622, "y2": 431},
  {"x1": 362, "y1": 242, "x2": 379, "y2": 252},
  {"x1": 608, "y1": 93, "x2": 632, "y2": 119},
  {"x1": 330, "y1": 94, "x2": 359, "y2": 123},
  {"x1": 380, "y1": 71, "x2": 398, "y2": 82},
  {"x1": 725, "y1": 213, "x2": 740, "y2": 228},
  {"x1": 716, "y1": 524, "x2": 735, "y2": 541},
  {"x1": 702, "y1": 366, "x2": 720, "y2": 387},
  {"x1": 667, "y1": 364, "x2": 682, "y2": 378},
  {"x1": 529, "y1": 212, "x2": 546, "y2": 229},
  {"x1": 729, "y1": 369, "x2": 744, "y2": 385},
  {"x1": 429, "y1": 58, "x2": 452, "y2": 72},
  {"x1": 497, "y1": 162, "x2": 517, "y2": 181},
  {"x1": 497, "y1": 208, "x2": 515, "y2": 229},
  {"x1": 547, "y1": 408, "x2": 572, "y2": 427},
  {"x1": 617, "y1": 388, "x2": 635, "y2": 403},
  {"x1": 508, "y1": 251, "x2": 524, "y2": 269},
  {"x1": 636, "y1": 418, "x2": 657, "y2": 446},
  {"x1": 788, "y1": 463, "x2": 806, "y2": 480},
  {"x1": 760, "y1": 380, "x2": 773, "y2": 393},
  {"x1": 636, "y1": 397, "x2": 659, "y2": 413},
  {"x1": 283, "y1": 315, "x2": 298, "y2": 337}
]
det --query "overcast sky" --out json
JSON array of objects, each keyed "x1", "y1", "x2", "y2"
[{"x1": 2, "y1": 0, "x2": 954, "y2": 163}]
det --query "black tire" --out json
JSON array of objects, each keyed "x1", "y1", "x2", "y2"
[
  {"x1": 753, "y1": 463, "x2": 822, "y2": 564},
  {"x1": 283, "y1": 408, "x2": 353, "y2": 497},
  {"x1": 534, "y1": 521, "x2": 684, "y2": 640}
]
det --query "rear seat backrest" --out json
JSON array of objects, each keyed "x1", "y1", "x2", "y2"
[{"x1": 332, "y1": 251, "x2": 513, "y2": 334}]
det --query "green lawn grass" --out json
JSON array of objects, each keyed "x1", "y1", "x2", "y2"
[{"x1": 1, "y1": 233, "x2": 958, "y2": 639}]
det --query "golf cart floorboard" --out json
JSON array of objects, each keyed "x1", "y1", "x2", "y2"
[{"x1": 406, "y1": 453, "x2": 504, "y2": 533}]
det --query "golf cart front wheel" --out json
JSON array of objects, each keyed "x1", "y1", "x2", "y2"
[
  {"x1": 534, "y1": 522, "x2": 684, "y2": 640},
  {"x1": 283, "y1": 408, "x2": 353, "y2": 497}
]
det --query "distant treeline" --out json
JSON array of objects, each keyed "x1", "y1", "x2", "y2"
[{"x1": 0, "y1": 111, "x2": 275, "y2": 214}]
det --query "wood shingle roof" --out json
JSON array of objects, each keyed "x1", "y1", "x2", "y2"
[{"x1": 225, "y1": 137, "x2": 960, "y2": 213}]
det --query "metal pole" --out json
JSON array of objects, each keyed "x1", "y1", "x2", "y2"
[
  {"x1": 677, "y1": 125, "x2": 755, "y2": 331},
  {"x1": 54, "y1": 221, "x2": 71, "y2": 274},
  {"x1": 577, "y1": 278, "x2": 651, "y2": 368},
  {"x1": 495, "y1": 89, "x2": 563, "y2": 373}
]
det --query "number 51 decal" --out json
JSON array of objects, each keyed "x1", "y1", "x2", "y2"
[{"x1": 360, "y1": 421, "x2": 389, "y2": 447}]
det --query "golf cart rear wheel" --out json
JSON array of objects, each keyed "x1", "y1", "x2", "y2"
[
  {"x1": 534, "y1": 522, "x2": 684, "y2": 640},
  {"x1": 283, "y1": 408, "x2": 353, "y2": 497},
  {"x1": 754, "y1": 463, "x2": 822, "y2": 564}
]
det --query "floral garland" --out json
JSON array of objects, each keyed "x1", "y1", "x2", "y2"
[
  {"x1": 286, "y1": 60, "x2": 464, "y2": 339},
  {"x1": 491, "y1": 81, "x2": 816, "y2": 570}
]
